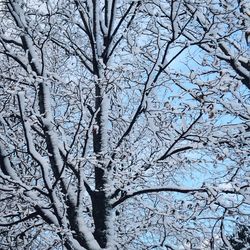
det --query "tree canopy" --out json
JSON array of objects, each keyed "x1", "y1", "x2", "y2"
[{"x1": 0, "y1": 0, "x2": 249, "y2": 249}]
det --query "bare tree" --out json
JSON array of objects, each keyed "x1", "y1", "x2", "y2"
[
  {"x1": 183, "y1": 0, "x2": 250, "y2": 89},
  {"x1": 0, "y1": 0, "x2": 249, "y2": 249}
]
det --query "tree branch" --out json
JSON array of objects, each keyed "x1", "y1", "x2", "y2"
[{"x1": 0, "y1": 211, "x2": 39, "y2": 227}]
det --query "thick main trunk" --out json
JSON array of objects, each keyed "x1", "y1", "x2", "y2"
[
  {"x1": 92, "y1": 190, "x2": 112, "y2": 248},
  {"x1": 92, "y1": 80, "x2": 112, "y2": 248}
]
